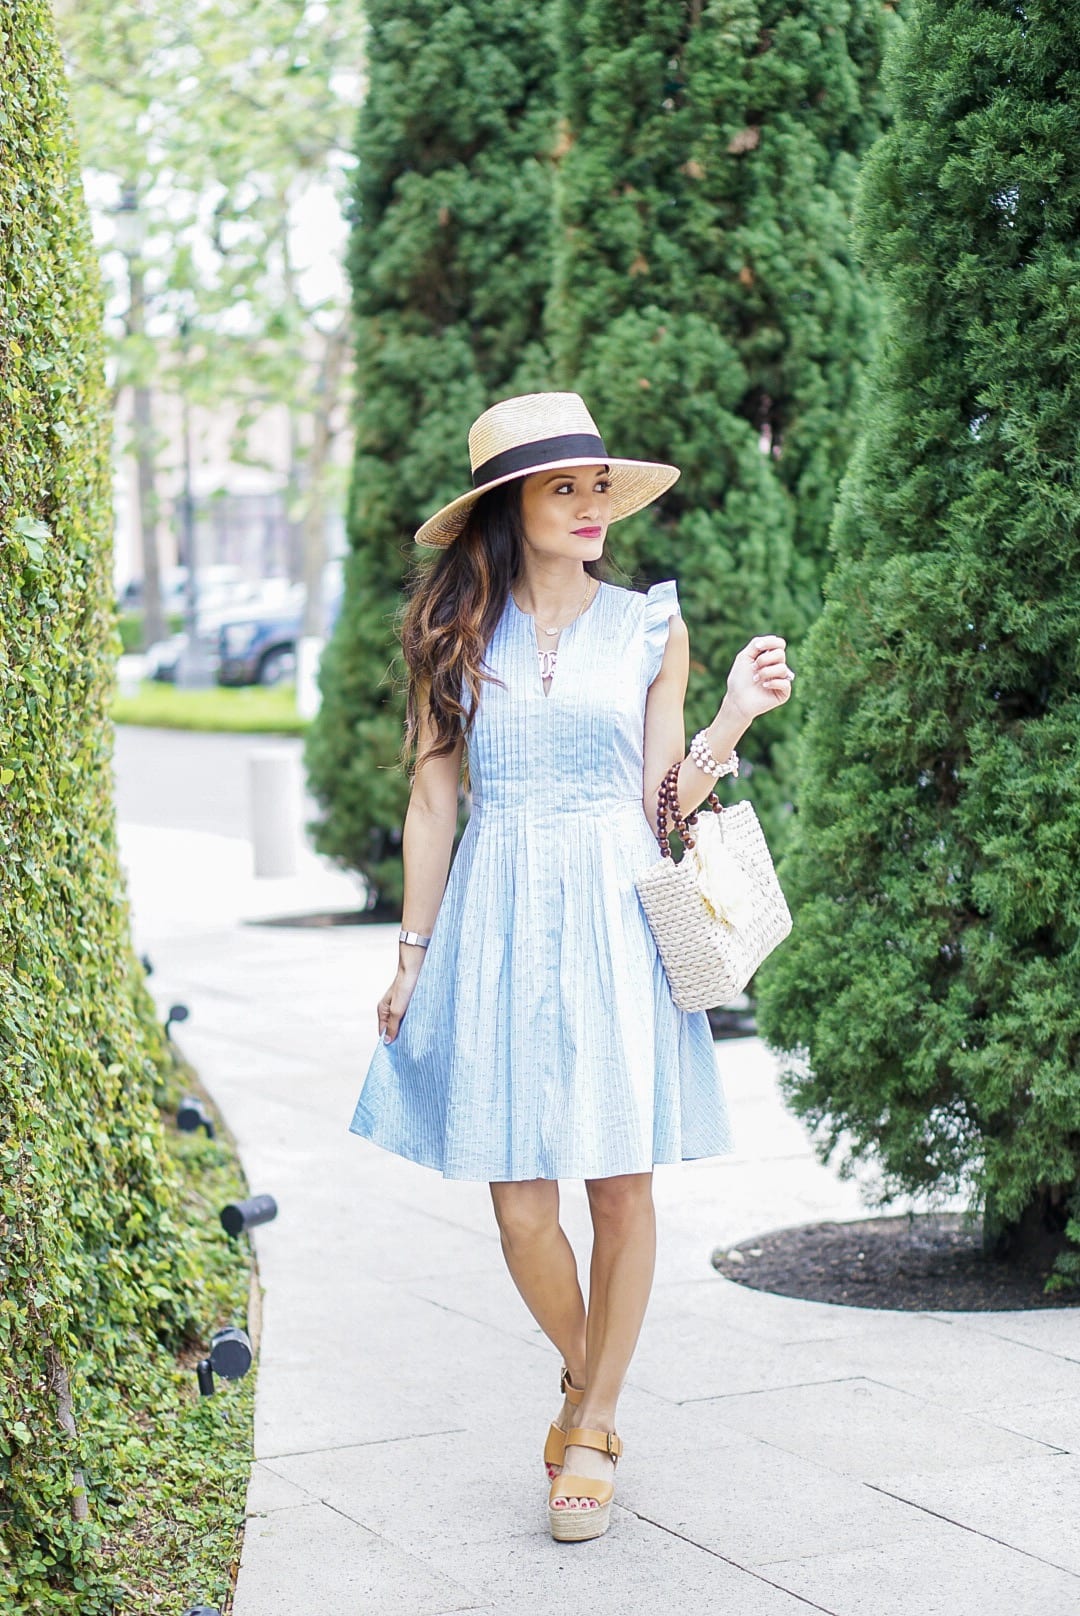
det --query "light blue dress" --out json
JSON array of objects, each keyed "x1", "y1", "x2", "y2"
[{"x1": 348, "y1": 578, "x2": 735, "y2": 1181}]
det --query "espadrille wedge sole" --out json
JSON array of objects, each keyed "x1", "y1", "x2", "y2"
[
  {"x1": 548, "y1": 1425, "x2": 623, "y2": 1542},
  {"x1": 543, "y1": 1365, "x2": 584, "y2": 1480}
]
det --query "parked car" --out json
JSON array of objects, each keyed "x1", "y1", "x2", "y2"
[
  {"x1": 143, "y1": 622, "x2": 223, "y2": 683},
  {"x1": 138, "y1": 563, "x2": 343, "y2": 686},
  {"x1": 141, "y1": 590, "x2": 269, "y2": 682},
  {"x1": 216, "y1": 573, "x2": 343, "y2": 687},
  {"x1": 217, "y1": 607, "x2": 302, "y2": 686}
]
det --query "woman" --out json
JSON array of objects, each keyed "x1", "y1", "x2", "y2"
[{"x1": 348, "y1": 391, "x2": 794, "y2": 1542}]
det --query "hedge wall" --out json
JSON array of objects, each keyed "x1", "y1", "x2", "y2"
[{"x1": 0, "y1": 5, "x2": 202, "y2": 1603}]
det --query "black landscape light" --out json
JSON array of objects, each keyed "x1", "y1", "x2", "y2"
[
  {"x1": 181, "y1": 1606, "x2": 221, "y2": 1615},
  {"x1": 165, "y1": 1002, "x2": 190, "y2": 1038},
  {"x1": 176, "y1": 1095, "x2": 215, "y2": 1138},
  {"x1": 195, "y1": 1358, "x2": 215, "y2": 1396},
  {"x1": 209, "y1": 1326, "x2": 253, "y2": 1380},
  {"x1": 220, "y1": 1193, "x2": 278, "y2": 1237}
]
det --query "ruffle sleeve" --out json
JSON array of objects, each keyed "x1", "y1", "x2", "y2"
[{"x1": 643, "y1": 578, "x2": 681, "y2": 687}]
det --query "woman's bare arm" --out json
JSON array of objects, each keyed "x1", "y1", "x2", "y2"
[
  {"x1": 398, "y1": 675, "x2": 465, "y2": 965},
  {"x1": 642, "y1": 614, "x2": 793, "y2": 838},
  {"x1": 641, "y1": 615, "x2": 750, "y2": 838}
]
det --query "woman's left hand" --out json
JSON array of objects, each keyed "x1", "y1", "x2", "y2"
[{"x1": 725, "y1": 635, "x2": 795, "y2": 723}]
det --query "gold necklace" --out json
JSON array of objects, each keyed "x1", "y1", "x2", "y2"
[{"x1": 513, "y1": 575, "x2": 595, "y2": 636}]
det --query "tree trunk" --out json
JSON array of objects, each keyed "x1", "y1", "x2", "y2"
[
  {"x1": 127, "y1": 259, "x2": 167, "y2": 650},
  {"x1": 286, "y1": 410, "x2": 305, "y2": 586},
  {"x1": 133, "y1": 385, "x2": 166, "y2": 649},
  {"x1": 982, "y1": 1183, "x2": 1071, "y2": 1266},
  {"x1": 301, "y1": 318, "x2": 348, "y2": 638}
]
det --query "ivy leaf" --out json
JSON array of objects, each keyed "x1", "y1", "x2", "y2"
[{"x1": 13, "y1": 515, "x2": 51, "y2": 541}]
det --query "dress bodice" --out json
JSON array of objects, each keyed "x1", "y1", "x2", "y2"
[{"x1": 460, "y1": 579, "x2": 680, "y2": 819}]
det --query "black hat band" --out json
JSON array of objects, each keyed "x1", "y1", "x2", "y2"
[{"x1": 471, "y1": 433, "x2": 608, "y2": 488}]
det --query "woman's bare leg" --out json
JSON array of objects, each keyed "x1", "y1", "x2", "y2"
[
  {"x1": 550, "y1": 1170, "x2": 656, "y2": 1511},
  {"x1": 489, "y1": 1178, "x2": 588, "y2": 1396}
]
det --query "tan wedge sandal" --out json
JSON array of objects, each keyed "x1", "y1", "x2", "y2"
[
  {"x1": 547, "y1": 1426, "x2": 623, "y2": 1542},
  {"x1": 543, "y1": 1364, "x2": 585, "y2": 1479}
]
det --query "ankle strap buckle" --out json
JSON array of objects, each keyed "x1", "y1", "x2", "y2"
[{"x1": 566, "y1": 1424, "x2": 623, "y2": 1462}]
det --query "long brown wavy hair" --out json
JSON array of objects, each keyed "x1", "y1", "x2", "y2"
[{"x1": 397, "y1": 475, "x2": 611, "y2": 786}]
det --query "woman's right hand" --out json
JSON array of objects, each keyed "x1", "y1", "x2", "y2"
[{"x1": 377, "y1": 960, "x2": 424, "y2": 1045}]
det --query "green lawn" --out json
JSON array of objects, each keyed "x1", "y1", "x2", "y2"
[{"x1": 112, "y1": 680, "x2": 309, "y2": 735}]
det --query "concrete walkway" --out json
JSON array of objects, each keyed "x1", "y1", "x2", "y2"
[{"x1": 116, "y1": 766, "x2": 1080, "y2": 1616}]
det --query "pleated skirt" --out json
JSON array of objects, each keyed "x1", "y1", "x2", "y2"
[{"x1": 348, "y1": 798, "x2": 735, "y2": 1181}]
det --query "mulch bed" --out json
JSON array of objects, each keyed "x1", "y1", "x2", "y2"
[{"x1": 710, "y1": 1211, "x2": 1080, "y2": 1311}]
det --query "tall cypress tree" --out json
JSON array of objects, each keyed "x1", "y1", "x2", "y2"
[
  {"x1": 548, "y1": 0, "x2": 893, "y2": 855},
  {"x1": 306, "y1": 1, "x2": 557, "y2": 903},
  {"x1": 755, "y1": 1, "x2": 1080, "y2": 1284}
]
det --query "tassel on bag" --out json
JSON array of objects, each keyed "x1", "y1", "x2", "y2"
[{"x1": 635, "y1": 759, "x2": 793, "y2": 1011}]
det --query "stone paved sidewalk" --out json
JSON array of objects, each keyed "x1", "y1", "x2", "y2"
[{"x1": 118, "y1": 817, "x2": 1080, "y2": 1616}]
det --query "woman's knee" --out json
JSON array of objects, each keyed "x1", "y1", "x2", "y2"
[
  {"x1": 489, "y1": 1178, "x2": 560, "y2": 1249},
  {"x1": 585, "y1": 1170, "x2": 654, "y2": 1227}
]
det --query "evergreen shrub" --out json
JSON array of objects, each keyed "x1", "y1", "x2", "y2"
[
  {"x1": 305, "y1": 0, "x2": 559, "y2": 905},
  {"x1": 754, "y1": 0, "x2": 1080, "y2": 1285},
  {"x1": 548, "y1": 0, "x2": 895, "y2": 858}
]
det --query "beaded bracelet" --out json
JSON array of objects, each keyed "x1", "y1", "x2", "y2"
[
  {"x1": 689, "y1": 729, "x2": 739, "y2": 779},
  {"x1": 656, "y1": 759, "x2": 720, "y2": 855}
]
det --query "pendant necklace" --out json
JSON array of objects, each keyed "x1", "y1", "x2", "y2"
[{"x1": 513, "y1": 575, "x2": 596, "y2": 681}]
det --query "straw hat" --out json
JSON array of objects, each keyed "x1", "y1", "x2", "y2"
[{"x1": 414, "y1": 391, "x2": 681, "y2": 547}]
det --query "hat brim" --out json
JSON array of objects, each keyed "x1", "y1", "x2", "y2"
[{"x1": 414, "y1": 456, "x2": 681, "y2": 548}]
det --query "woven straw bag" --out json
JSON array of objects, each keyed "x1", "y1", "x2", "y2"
[{"x1": 635, "y1": 760, "x2": 793, "y2": 1012}]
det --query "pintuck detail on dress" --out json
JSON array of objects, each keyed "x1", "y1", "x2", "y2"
[{"x1": 348, "y1": 577, "x2": 735, "y2": 1181}]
